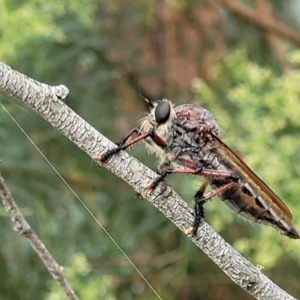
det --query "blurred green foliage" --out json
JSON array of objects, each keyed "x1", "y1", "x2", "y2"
[
  {"x1": 46, "y1": 253, "x2": 116, "y2": 300},
  {"x1": 1, "y1": 0, "x2": 300, "y2": 299}
]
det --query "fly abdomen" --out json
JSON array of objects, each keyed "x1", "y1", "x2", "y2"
[{"x1": 218, "y1": 181, "x2": 298, "y2": 238}]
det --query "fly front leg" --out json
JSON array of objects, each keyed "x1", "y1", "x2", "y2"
[
  {"x1": 186, "y1": 181, "x2": 237, "y2": 237},
  {"x1": 94, "y1": 128, "x2": 167, "y2": 165},
  {"x1": 98, "y1": 128, "x2": 149, "y2": 164}
]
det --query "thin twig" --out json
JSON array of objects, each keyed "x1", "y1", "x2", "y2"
[
  {"x1": 221, "y1": 0, "x2": 300, "y2": 47},
  {"x1": 253, "y1": 0, "x2": 291, "y2": 73},
  {"x1": 0, "y1": 164, "x2": 79, "y2": 300},
  {"x1": 0, "y1": 61, "x2": 296, "y2": 300}
]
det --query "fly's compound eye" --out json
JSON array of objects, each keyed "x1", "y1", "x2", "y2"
[{"x1": 154, "y1": 101, "x2": 170, "y2": 124}]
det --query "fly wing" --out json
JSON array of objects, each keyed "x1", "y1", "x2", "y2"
[{"x1": 209, "y1": 133, "x2": 293, "y2": 220}]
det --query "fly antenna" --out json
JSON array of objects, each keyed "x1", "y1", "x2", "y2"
[{"x1": 139, "y1": 93, "x2": 154, "y2": 108}]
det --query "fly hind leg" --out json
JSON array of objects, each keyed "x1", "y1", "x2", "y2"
[
  {"x1": 187, "y1": 180, "x2": 237, "y2": 237},
  {"x1": 186, "y1": 182, "x2": 208, "y2": 237}
]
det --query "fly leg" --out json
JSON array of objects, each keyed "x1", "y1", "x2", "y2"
[
  {"x1": 145, "y1": 164, "x2": 238, "y2": 193},
  {"x1": 94, "y1": 128, "x2": 167, "y2": 165},
  {"x1": 191, "y1": 181, "x2": 208, "y2": 236},
  {"x1": 187, "y1": 181, "x2": 237, "y2": 237},
  {"x1": 143, "y1": 161, "x2": 172, "y2": 192}
]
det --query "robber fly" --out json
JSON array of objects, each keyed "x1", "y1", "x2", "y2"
[{"x1": 97, "y1": 99, "x2": 299, "y2": 239}]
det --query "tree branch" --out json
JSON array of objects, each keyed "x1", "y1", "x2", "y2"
[
  {"x1": 221, "y1": 0, "x2": 300, "y2": 47},
  {"x1": 253, "y1": 0, "x2": 292, "y2": 73},
  {"x1": 0, "y1": 61, "x2": 296, "y2": 300},
  {"x1": 0, "y1": 164, "x2": 79, "y2": 300}
]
